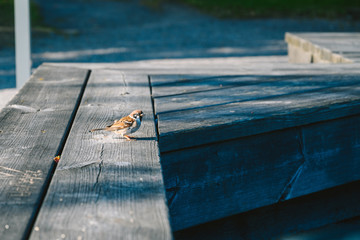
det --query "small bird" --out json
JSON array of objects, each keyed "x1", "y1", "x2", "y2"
[{"x1": 90, "y1": 110, "x2": 144, "y2": 141}]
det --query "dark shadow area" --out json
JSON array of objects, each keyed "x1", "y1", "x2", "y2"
[
  {"x1": 173, "y1": 180, "x2": 360, "y2": 240},
  {"x1": 157, "y1": 104, "x2": 360, "y2": 233}
]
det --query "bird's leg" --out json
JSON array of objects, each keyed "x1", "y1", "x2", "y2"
[{"x1": 124, "y1": 135, "x2": 136, "y2": 141}]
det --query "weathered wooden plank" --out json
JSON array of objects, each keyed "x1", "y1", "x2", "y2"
[
  {"x1": 173, "y1": 180, "x2": 360, "y2": 240},
  {"x1": 0, "y1": 65, "x2": 89, "y2": 240},
  {"x1": 153, "y1": 74, "x2": 360, "y2": 114},
  {"x1": 151, "y1": 75, "x2": 306, "y2": 98},
  {"x1": 161, "y1": 114, "x2": 360, "y2": 230},
  {"x1": 149, "y1": 74, "x2": 211, "y2": 87},
  {"x1": 30, "y1": 70, "x2": 172, "y2": 240},
  {"x1": 161, "y1": 128, "x2": 303, "y2": 230},
  {"x1": 285, "y1": 32, "x2": 360, "y2": 63},
  {"x1": 44, "y1": 57, "x2": 360, "y2": 76},
  {"x1": 158, "y1": 82, "x2": 360, "y2": 152},
  {"x1": 281, "y1": 113, "x2": 360, "y2": 200}
]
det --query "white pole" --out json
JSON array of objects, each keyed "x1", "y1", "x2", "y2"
[{"x1": 14, "y1": 0, "x2": 31, "y2": 89}]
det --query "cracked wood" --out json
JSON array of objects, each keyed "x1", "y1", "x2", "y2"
[
  {"x1": 0, "y1": 65, "x2": 89, "y2": 240},
  {"x1": 161, "y1": 113, "x2": 360, "y2": 231},
  {"x1": 29, "y1": 69, "x2": 172, "y2": 240}
]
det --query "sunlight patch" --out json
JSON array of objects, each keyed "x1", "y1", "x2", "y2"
[{"x1": 32, "y1": 47, "x2": 129, "y2": 60}]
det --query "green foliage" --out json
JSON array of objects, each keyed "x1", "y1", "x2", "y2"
[
  {"x1": 140, "y1": 0, "x2": 164, "y2": 10},
  {"x1": 0, "y1": 0, "x2": 43, "y2": 48},
  {"x1": 0, "y1": 0, "x2": 14, "y2": 27},
  {"x1": 179, "y1": 0, "x2": 360, "y2": 19},
  {"x1": 30, "y1": 1, "x2": 43, "y2": 27},
  {"x1": 0, "y1": 0, "x2": 43, "y2": 27}
]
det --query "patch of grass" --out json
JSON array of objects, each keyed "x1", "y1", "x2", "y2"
[
  {"x1": 30, "y1": 1, "x2": 44, "y2": 27},
  {"x1": 0, "y1": 0, "x2": 14, "y2": 27},
  {"x1": 0, "y1": 0, "x2": 43, "y2": 27},
  {"x1": 140, "y1": 0, "x2": 164, "y2": 10},
  {"x1": 0, "y1": 0, "x2": 44, "y2": 48},
  {"x1": 135, "y1": 0, "x2": 360, "y2": 19},
  {"x1": 178, "y1": 0, "x2": 360, "y2": 19},
  {"x1": 0, "y1": 0, "x2": 15, "y2": 48}
]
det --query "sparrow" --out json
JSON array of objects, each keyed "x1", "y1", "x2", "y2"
[{"x1": 90, "y1": 110, "x2": 144, "y2": 141}]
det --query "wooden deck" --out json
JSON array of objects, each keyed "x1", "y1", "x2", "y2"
[
  {"x1": 0, "y1": 65, "x2": 171, "y2": 240},
  {"x1": 152, "y1": 72, "x2": 360, "y2": 231},
  {"x1": 1, "y1": 52, "x2": 360, "y2": 239}
]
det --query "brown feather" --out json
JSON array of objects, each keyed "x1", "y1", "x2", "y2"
[
  {"x1": 108, "y1": 115, "x2": 134, "y2": 129},
  {"x1": 90, "y1": 128, "x2": 106, "y2": 132}
]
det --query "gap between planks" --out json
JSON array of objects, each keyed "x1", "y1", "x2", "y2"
[
  {"x1": 24, "y1": 70, "x2": 92, "y2": 239},
  {"x1": 0, "y1": 65, "x2": 91, "y2": 240},
  {"x1": 148, "y1": 75, "x2": 160, "y2": 141},
  {"x1": 29, "y1": 70, "x2": 172, "y2": 240}
]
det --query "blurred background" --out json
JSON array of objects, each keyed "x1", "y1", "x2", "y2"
[{"x1": 0, "y1": 0, "x2": 360, "y2": 98}]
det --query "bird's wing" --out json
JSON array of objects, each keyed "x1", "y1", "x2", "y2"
[{"x1": 106, "y1": 116, "x2": 134, "y2": 130}]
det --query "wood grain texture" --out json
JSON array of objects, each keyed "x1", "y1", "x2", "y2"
[
  {"x1": 282, "y1": 114, "x2": 360, "y2": 199},
  {"x1": 157, "y1": 80, "x2": 360, "y2": 152},
  {"x1": 174, "y1": 180, "x2": 360, "y2": 240},
  {"x1": 30, "y1": 70, "x2": 172, "y2": 240},
  {"x1": 150, "y1": 75, "x2": 306, "y2": 98},
  {"x1": 150, "y1": 74, "x2": 211, "y2": 87},
  {"x1": 151, "y1": 75, "x2": 261, "y2": 98},
  {"x1": 0, "y1": 65, "x2": 89, "y2": 240},
  {"x1": 153, "y1": 74, "x2": 360, "y2": 114},
  {"x1": 43, "y1": 56, "x2": 360, "y2": 75},
  {"x1": 162, "y1": 128, "x2": 304, "y2": 230},
  {"x1": 161, "y1": 114, "x2": 360, "y2": 230}
]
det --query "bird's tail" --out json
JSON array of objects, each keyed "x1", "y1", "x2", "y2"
[{"x1": 89, "y1": 128, "x2": 106, "y2": 132}]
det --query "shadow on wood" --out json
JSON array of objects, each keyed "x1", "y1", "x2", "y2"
[{"x1": 173, "y1": 180, "x2": 360, "y2": 240}]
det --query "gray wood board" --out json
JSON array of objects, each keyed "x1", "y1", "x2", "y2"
[
  {"x1": 150, "y1": 74, "x2": 212, "y2": 87},
  {"x1": 0, "y1": 65, "x2": 89, "y2": 240},
  {"x1": 152, "y1": 74, "x2": 360, "y2": 114},
  {"x1": 161, "y1": 114, "x2": 360, "y2": 230},
  {"x1": 150, "y1": 75, "x2": 305, "y2": 98},
  {"x1": 157, "y1": 81, "x2": 360, "y2": 152},
  {"x1": 162, "y1": 128, "x2": 303, "y2": 230},
  {"x1": 286, "y1": 32, "x2": 360, "y2": 62},
  {"x1": 282, "y1": 113, "x2": 360, "y2": 199},
  {"x1": 43, "y1": 58, "x2": 360, "y2": 77},
  {"x1": 30, "y1": 70, "x2": 172, "y2": 240},
  {"x1": 174, "y1": 180, "x2": 360, "y2": 240}
]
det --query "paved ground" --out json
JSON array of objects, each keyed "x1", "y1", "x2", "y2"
[
  {"x1": 1, "y1": 0, "x2": 360, "y2": 90},
  {"x1": 0, "y1": 1, "x2": 360, "y2": 105},
  {"x1": 0, "y1": 1, "x2": 360, "y2": 115}
]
